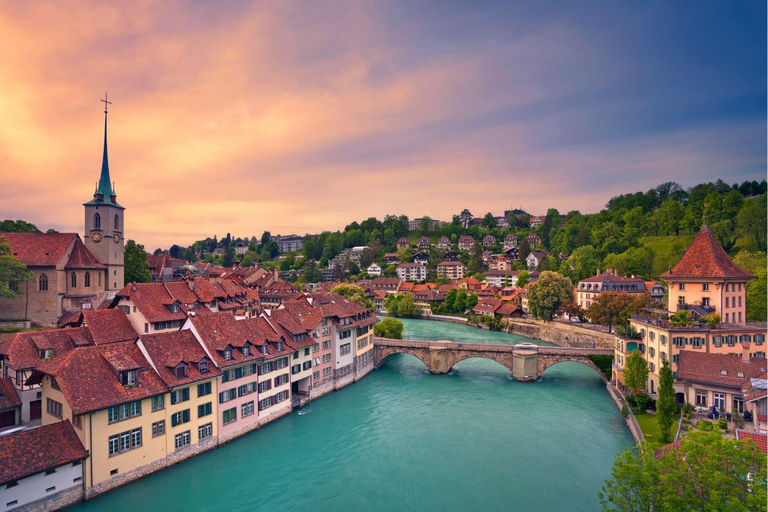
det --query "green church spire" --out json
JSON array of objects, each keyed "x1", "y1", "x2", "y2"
[{"x1": 85, "y1": 93, "x2": 124, "y2": 209}]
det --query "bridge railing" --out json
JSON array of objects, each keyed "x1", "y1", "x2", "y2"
[{"x1": 375, "y1": 337, "x2": 612, "y2": 355}]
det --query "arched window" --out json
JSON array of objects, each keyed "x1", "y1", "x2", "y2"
[
  {"x1": 39, "y1": 273, "x2": 48, "y2": 291},
  {"x1": 71, "y1": 272, "x2": 77, "y2": 288},
  {"x1": 85, "y1": 272, "x2": 91, "y2": 288},
  {"x1": 114, "y1": 214, "x2": 119, "y2": 231},
  {"x1": 94, "y1": 213, "x2": 101, "y2": 229}
]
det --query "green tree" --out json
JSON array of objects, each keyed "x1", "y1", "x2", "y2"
[
  {"x1": 526, "y1": 271, "x2": 573, "y2": 321},
  {"x1": 516, "y1": 270, "x2": 530, "y2": 288},
  {"x1": 561, "y1": 246, "x2": 601, "y2": 283},
  {"x1": 600, "y1": 431, "x2": 767, "y2": 512},
  {"x1": 468, "y1": 243, "x2": 484, "y2": 274},
  {"x1": 300, "y1": 259, "x2": 322, "y2": 283},
  {"x1": 603, "y1": 247, "x2": 654, "y2": 279},
  {"x1": 481, "y1": 212, "x2": 497, "y2": 229},
  {"x1": 419, "y1": 216, "x2": 433, "y2": 234},
  {"x1": 656, "y1": 359, "x2": 675, "y2": 442},
  {"x1": 222, "y1": 248, "x2": 236, "y2": 267},
  {"x1": 124, "y1": 239, "x2": 152, "y2": 284},
  {"x1": 0, "y1": 220, "x2": 41, "y2": 233},
  {"x1": 623, "y1": 350, "x2": 649, "y2": 391},
  {"x1": 0, "y1": 236, "x2": 33, "y2": 299},
  {"x1": 383, "y1": 264, "x2": 397, "y2": 277},
  {"x1": 330, "y1": 284, "x2": 372, "y2": 309},
  {"x1": 586, "y1": 292, "x2": 651, "y2": 332},
  {"x1": 736, "y1": 196, "x2": 767, "y2": 251},
  {"x1": 443, "y1": 288, "x2": 457, "y2": 311},
  {"x1": 654, "y1": 200, "x2": 685, "y2": 236},
  {"x1": 374, "y1": 317, "x2": 404, "y2": 339},
  {"x1": 518, "y1": 237, "x2": 531, "y2": 261},
  {"x1": 733, "y1": 251, "x2": 767, "y2": 321},
  {"x1": 384, "y1": 293, "x2": 400, "y2": 315}
]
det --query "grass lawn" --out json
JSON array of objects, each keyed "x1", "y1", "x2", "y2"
[
  {"x1": 640, "y1": 235, "x2": 695, "y2": 279},
  {"x1": 634, "y1": 412, "x2": 669, "y2": 449}
]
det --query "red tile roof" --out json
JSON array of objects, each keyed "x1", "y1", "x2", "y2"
[
  {"x1": 140, "y1": 330, "x2": 222, "y2": 387},
  {"x1": 280, "y1": 301, "x2": 324, "y2": 329},
  {"x1": 164, "y1": 281, "x2": 199, "y2": 306},
  {"x1": 82, "y1": 308, "x2": 138, "y2": 344},
  {"x1": 735, "y1": 429, "x2": 768, "y2": 455},
  {"x1": 473, "y1": 298, "x2": 504, "y2": 314},
  {"x1": 65, "y1": 237, "x2": 105, "y2": 269},
  {"x1": 580, "y1": 272, "x2": 646, "y2": 284},
  {"x1": 115, "y1": 282, "x2": 186, "y2": 323},
  {"x1": 677, "y1": 352, "x2": 767, "y2": 387},
  {"x1": 0, "y1": 377, "x2": 21, "y2": 411},
  {"x1": 660, "y1": 225, "x2": 754, "y2": 280},
  {"x1": 0, "y1": 232, "x2": 76, "y2": 266},
  {"x1": 187, "y1": 313, "x2": 271, "y2": 367},
  {"x1": 0, "y1": 421, "x2": 88, "y2": 486},
  {"x1": 31, "y1": 342, "x2": 169, "y2": 415},
  {"x1": 0, "y1": 328, "x2": 94, "y2": 370}
]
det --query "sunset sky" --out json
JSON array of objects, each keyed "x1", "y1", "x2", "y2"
[{"x1": 0, "y1": 1, "x2": 765, "y2": 250}]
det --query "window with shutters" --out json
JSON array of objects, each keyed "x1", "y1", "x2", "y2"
[
  {"x1": 170, "y1": 387, "x2": 190, "y2": 404},
  {"x1": 171, "y1": 409, "x2": 190, "y2": 427},
  {"x1": 222, "y1": 407, "x2": 237, "y2": 425},
  {"x1": 197, "y1": 402, "x2": 212, "y2": 418},
  {"x1": 197, "y1": 382, "x2": 212, "y2": 397}
]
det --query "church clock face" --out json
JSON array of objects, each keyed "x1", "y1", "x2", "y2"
[
  {"x1": 90, "y1": 232, "x2": 102, "y2": 243},
  {"x1": 113, "y1": 233, "x2": 121, "y2": 244}
]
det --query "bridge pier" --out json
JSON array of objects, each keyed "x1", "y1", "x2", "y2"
[
  {"x1": 511, "y1": 349, "x2": 538, "y2": 382},
  {"x1": 427, "y1": 348, "x2": 452, "y2": 374}
]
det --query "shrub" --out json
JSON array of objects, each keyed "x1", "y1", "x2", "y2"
[
  {"x1": 681, "y1": 403, "x2": 694, "y2": 415},
  {"x1": 718, "y1": 417, "x2": 728, "y2": 430},
  {"x1": 732, "y1": 411, "x2": 745, "y2": 430},
  {"x1": 627, "y1": 392, "x2": 651, "y2": 412},
  {"x1": 697, "y1": 420, "x2": 714, "y2": 431},
  {"x1": 621, "y1": 405, "x2": 630, "y2": 418}
]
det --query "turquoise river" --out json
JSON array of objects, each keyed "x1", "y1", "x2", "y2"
[{"x1": 71, "y1": 318, "x2": 633, "y2": 512}]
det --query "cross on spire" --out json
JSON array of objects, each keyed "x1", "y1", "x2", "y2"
[{"x1": 100, "y1": 92, "x2": 112, "y2": 114}]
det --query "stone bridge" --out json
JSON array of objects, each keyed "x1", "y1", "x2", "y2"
[{"x1": 373, "y1": 337, "x2": 613, "y2": 382}]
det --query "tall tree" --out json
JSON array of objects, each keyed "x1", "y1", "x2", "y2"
[
  {"x1": 526, "y1": 271, "x2": 573, "y2": 321},
  {"x1": 587, "y1": 292, "x2": 651, "y2": 333},
  {"x1": 469, "y1": 243, "x2": 484, "y2": 274},
  {"x1": 600, "y1": 431, "x2": 766, "y2": 512},
  {"x1": 124, "y1": 240, "x2": 152, "y2": 284},
  {"x1": 656, "y1": 359, "x2": 675, "y2": 442},
  {"x1": 374, "y1": 317, "x2": 404, "y2": 339},
  {"x1": 0, "y1": 236, "x2": 33, "y2": 299},
  {"x1": 654, "y1": 200, "x2": 685, "y2": 236},
  {"x1": 623, "y1": 350, "x2": 649, "y2": 391},
  {"x1": 733, "y1": 251, "x2": 767, "y2": 321},
  {"x1": 736, "y1": 196, "x2": 767, "y2": 251},
  {"x1": 518, "y1": 237, "x2": 531, "y2": 261}
]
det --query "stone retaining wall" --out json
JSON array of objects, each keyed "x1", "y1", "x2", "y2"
[
  {"x1": 15, "y1": 485, "x2": 83, "y2": 512},
  {"x1": 508, "y1": 319, "x2": 615, "y2": 348},
  {"x1": 606, "y1": 383, "x2": 644, "y2": 445}
]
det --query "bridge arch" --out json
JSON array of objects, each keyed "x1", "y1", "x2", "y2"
[
  {"x1": 537, "y1": 357, "x2": 607, "y2": 383},
  {"x1": 445, "y1": 354, "x2": 515, "y2": 374},
  {"x1": 374, "y1": 346, "x2": 431, "y2": 370}
]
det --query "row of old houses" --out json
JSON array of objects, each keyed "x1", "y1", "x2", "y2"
[{"x1": 0, "y1": 288, "x2": 377, "y2": 510}]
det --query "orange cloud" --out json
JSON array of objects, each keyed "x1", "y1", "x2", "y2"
[{"x1": 0, "y1": 1, "x2": 763, "y2": 249}]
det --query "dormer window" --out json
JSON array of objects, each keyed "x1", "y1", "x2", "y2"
[
  {"x1": 174, "y1": 364, "x2": 187, "y2": 379},
  {"x1": 277, "y1": 341, "x2": 284, "y2": 351},
  {"x1": 223, "y1": 349, "x2": 232, "y2": 361},
  {"x1": 720, "y1": 370, "x2": 727, "y2": 376},
  {"x1": 121, "y1": 370, "x2": 137, "y2": 386},
  {"x1": 172, "y1": 304, "x2": 180, "y2": 313},
  {"x1": 39, "y1": 349, "x2": 53, "y2": 360},
  {"x1": 198, "y1": 360, "x2": 209, "y2": 374},
  {"x1": 242, "y1": 345, "x2": 250, "y2": 356},
  {"x1": 261, "y1": 344, "x2": 269, "y2": 355},
  {"x1": 737, "y1": 372, "x2": 744, "y2": 378}
]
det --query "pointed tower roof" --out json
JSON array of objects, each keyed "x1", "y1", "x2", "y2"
[
  {"x1": 84, "y1": 96, "x2": 124, "y2": 210},
  {"x1": 660, "y1": 225, "x2": 754, "y2": 280}
]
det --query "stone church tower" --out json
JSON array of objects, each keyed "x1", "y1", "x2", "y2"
[{"x1": 84, "y1": 96, "x2": 125, "y2": 294}]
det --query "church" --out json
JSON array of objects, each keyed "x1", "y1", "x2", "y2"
[{"x1": 0, "y1": 99, "x2": 126, "y2": 327}]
